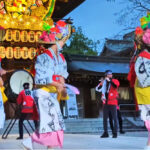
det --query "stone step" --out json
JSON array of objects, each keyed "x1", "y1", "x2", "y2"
[
  {"x1": 64, "y1": 118, "x2": 145, "y2": 133},
  {"x1": 0, "y1": 118, "x2": 146, "y2": 136}
]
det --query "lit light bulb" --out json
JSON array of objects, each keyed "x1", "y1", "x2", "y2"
[
  {"x1": 23, "y1": 7, "x2": 26, "y2": 11},
  {"x1": 12, "y1": 13, "x2": 18, "y2": 19},
  {"x1": 26, "y1": 22, "x2": 30, "y2": 26},
  {"x1": 39, "y1": 22, "x2": 43, "y2": 27},
  {"x1": 32, "y1": 17, "x2": 36, "y2": 23},
  {"x1": 11, "y1": 21, "x2": 15, "y2": 25},
  {"x1": 0, "y1": 14, "x2": 3, "y2": 18},
  {"x1": 5, "y1": 15, "x2": 10, "y2": 21},
  {"x1": 19, "y1": 17, "x2": 23, "y2": 22},
  {"x1": 4, "y1": 20, "x2": 8, "y2": 24}
]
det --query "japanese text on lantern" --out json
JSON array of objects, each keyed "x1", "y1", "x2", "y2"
[
  {"x1": 0, "y1": 47, "x2": 37, "y2": 59},
  {"x1": 5, "y1": 30, "x2": 42, "y2": 42},
  {"x1": 0, "y1": 47, "x2": 5, "y2": 59}
]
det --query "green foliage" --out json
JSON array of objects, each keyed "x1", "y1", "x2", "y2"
[{"x1": 63, "y1": 26, "x2": 99, "y2": 56}]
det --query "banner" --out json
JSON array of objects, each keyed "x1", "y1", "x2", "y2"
[{"x1": 66, "y1": 88, "x2": 78, "y2": 118}]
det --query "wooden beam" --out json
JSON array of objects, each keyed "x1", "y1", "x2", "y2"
[{"x1": 57, "y1": 0, "x2": 69, "y2": 2}]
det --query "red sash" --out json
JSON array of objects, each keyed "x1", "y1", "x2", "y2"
[
  {"x1": 139, "y1": 50, "x2": 150, "y2": 59},
  {"x1": 44, "y1": 50, "x2": 65, "y2": 82}
]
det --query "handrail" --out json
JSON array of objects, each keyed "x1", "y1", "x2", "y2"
[
  {"x1": 119, "y1": 104, "x2": 137, "y2": 109},
  {"x1": 119, "y1": 104, "x2": 140, "y2": 119}
]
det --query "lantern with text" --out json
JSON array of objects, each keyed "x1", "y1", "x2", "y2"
[
  {"x1": 28, "y1": 47, "x2": 37, "y2": 59},
  {"x1": 14, "y1": 47, "x2": 21, "y2": 59},
  {"x1": 28, "y1": 31, "x2": 35, "y2": 43},
  {"x1": 0, "y1": 46, "x2": 5, "y2": 59},
  {"x1": 5, "y1": 29, "x2": 12, "y2": 41},
  {"x1": 6, "y1": 47, "x2": 13, "y2": 59},
  {"x1": 13, "y1": 30, "x2": 21, "y2": 42},
  {"x1": 35, "y1": 31, "x2": 42, "y2": 42},
  {"x1": 20, "y1": 31, "x2": 28, "y2": 42},
  {"x1": 21, "y1": 47, "x2": 28, "y2": 59}
]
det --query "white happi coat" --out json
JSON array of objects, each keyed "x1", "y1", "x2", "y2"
[{"x1": 34, "y1": 48, "x2": 68, "y2": 133}]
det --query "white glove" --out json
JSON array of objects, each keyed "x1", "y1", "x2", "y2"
[{"x1": 105, "y1": 77, "x2": 110, "y2": 82}]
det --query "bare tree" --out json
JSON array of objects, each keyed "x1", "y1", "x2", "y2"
[{"x1": 116, "y1": 0, "x2": 150, "y2": 30}]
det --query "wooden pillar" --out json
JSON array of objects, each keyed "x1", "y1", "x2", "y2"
[{"x1": 83, "y1": 85, "x2": 91, "y2": 118}]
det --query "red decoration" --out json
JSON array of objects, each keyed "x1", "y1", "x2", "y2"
[
  {"x1": 56, "y1": 20, "x2": 66, "y2": 27},
  {"x1": 135, "y1": 27, "x2": 143, "y2": 35},
  {"x1": 50, "y1": 27, "x2": 60, "y2": 33},
  {"x1": 13, "y1": 3, "x2": 17, "y2": 7},
  {"x1": 49, "y1": 33, "x2": 55, "y2": 41},
  {"x1": 139, "y1": 50, "x2": 150, "y2": 59}
]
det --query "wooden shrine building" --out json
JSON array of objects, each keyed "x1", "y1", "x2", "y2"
[{"x1": 65, "y1": 32, "x2": 135, "y2": 118}]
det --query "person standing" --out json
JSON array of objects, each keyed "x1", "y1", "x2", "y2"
[
  {"x1": 100, "y1": 70, "x2": 120, "y2": 138},
  {"x1": 22, "y1": 40, "x2": 69, "y2": 150},
  {"x1": 16, "y1": 82, "x2": 38, "y2": 140},
  {"x1": 109, "y1": 106, "x2": 125, "y2": 134},
  {"x1": 96, "y1": 76, "x2": 125, "y2": 135}
]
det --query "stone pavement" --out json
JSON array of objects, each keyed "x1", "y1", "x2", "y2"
[{"x1": 0, "y1": 132, "x2": 148, "y2": 150}]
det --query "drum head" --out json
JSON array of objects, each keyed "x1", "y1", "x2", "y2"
[{"x1": 10, "y1": 70, "x2": 33, "y2": 95}]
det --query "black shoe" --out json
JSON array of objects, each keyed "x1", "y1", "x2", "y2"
[
  {"x1": 112, "y1": 133, "x2": 117, "y2": 138},
  {"x1": 100, "y1": 132, "x2": 109, "y2": 138},
  {"x1": 16, "y1": 137, "x2": 23, "y2": 140},
  {"x1": 120, "y1": 130, "x2": 125, "y2": 134}
]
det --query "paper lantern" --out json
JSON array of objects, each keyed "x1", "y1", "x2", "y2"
[
  {"x1": 21, "y1": 47, "x2": 28, "y2": 59},
  {"x1": 35, "y1": 31, "x2": 42, "y2": 42},
  {"x1": 14, "y1": 47, "x2": 21, "y2": 59},
  {"x1": 5, "y1": 47, "x2": 13, "y2": 59},
  {"x1": 13, "y1": 30, "x2": 20, "y2": 42},
  {"x1": 0, "y1": 30, "x2": 5, "y2": 42},
  {"x1": 0, "y1": 46, "x2": 5, "y2": 58},
  {"x1": 28, "y1": 31, "x2": 35, "y2": 43},
  {"x1": 28, "y1": 47, "x2": 37, "y2": 59},
  {"x1": 20, "y1": 31, "x2": 28, "y2": 42},
  {"x1": 5, "y1": 29, "x2": 12, "y2": 41}
]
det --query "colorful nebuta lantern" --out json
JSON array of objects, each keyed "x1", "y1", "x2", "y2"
[{"x1": 0, "y1": 0, "x2": 56, "y2": 31}]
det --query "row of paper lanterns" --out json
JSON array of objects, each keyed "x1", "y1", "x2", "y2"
[
  {"x1": 0, "y1": 46, "x2": 37, "y2": 59},
  {"x1": 4, "y1": 29, "x2": 42, "y2": 43}
]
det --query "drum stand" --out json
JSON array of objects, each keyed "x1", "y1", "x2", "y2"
[{"x1": 2, "y1": 103, "x2": 35, "y2": 139}]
